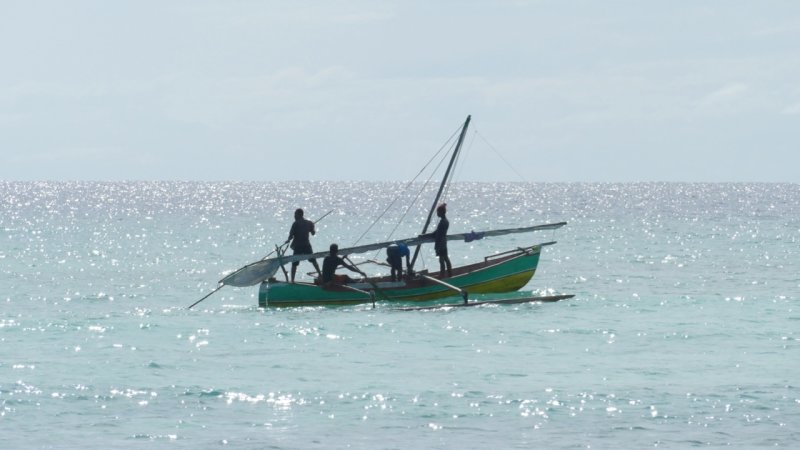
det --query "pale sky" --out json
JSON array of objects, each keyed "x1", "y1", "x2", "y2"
[{"x1": 2, "y1": 1, "x2": 799, "y2": 182}]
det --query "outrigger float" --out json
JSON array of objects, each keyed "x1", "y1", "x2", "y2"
[{"x1": 190, "y1": 116, "x2": 572, "y2": 309}]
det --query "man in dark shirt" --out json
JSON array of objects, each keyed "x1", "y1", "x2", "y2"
[
  {"x1": 432, "y1": 203, "x2": 452, "y2": 277},
  {"x1": 386, "y1": 242, "x2": 411, "y2": 281},
  {"x1": 285, "y1": 208, "x2": 321, "y2": 283},
  {"x1": 322, "y1": 243, "x2": 365, "y2": 285}
]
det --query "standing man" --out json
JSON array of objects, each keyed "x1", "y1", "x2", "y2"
[
  {"x1": 432, "y1": 203, "x2": 452, "y2": 277},
  {"x1": 285, "y1": 208, "x2": 321, "y2": 282}
]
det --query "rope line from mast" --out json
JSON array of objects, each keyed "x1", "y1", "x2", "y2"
[
  {"x1": 374, "y1": 135, "x2": 455, "y2": 252},
  {"x1": 351, "y1": 123, "x2": 462, "y2": 247},
  {"x1": 474, "y1": 129, "x2": 530, "y2": 183}
]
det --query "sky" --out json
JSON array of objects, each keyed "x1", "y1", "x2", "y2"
[{"x1": 1, "y1": 1, "x2": 799, "y2": 182}]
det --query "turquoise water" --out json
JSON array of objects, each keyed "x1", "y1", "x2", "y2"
[{"x1": 1, "y1": 182, "x2": 798, "y2": 448}]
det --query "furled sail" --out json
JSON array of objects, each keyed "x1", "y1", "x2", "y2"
[{"x1": 220, "y1": 221, "x2": 566, "y2": 287}]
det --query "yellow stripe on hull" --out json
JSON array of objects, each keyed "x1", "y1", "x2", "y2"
[
  {"x1": 261, "y1": 270, "x2": 536, "y2": 307},
  {"x1": 259, "y1": 245, "x2": 546, "y2": 307},
  {"x1": 403, "y1": 269, "x2": 535, "y2": 301}
]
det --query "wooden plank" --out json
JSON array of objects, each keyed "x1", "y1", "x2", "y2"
[{"x1": 394, "y1": 294, "x2": 574, "y2": 311}]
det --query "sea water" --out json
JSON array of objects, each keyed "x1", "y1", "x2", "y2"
[{"x1": 1, "y1": 181, "x2": 798, "y2": 449}]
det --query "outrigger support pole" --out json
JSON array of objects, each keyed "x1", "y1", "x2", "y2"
[
  {"x1": 276, "y1": 244, "x2": 289, "y2": 282},
  {"x1": 338, "y1": 284, "x2": 376, "y2": 308},
  {"x1": 421, "y1": 274, "x2": 469, "y2": 304}
]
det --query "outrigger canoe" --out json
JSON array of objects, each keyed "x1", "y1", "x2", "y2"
[
  {"x1": 258, "y1": 242, "x2": 552, "y2": 307},
  {"x1": 190, "y1": 115, "x2": 571, "y2": 309}
]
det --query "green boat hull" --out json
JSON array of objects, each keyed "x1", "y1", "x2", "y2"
[{"x1": 258, "y1": 245, "x2": 544, "y2": 307}]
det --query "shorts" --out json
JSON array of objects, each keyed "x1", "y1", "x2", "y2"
[
  {"x1": 292, "y1": 243, "x2": 315, "y2": 265},
  {"x1": 293, "y1": 243, "x2": 313, "y2": 255}
]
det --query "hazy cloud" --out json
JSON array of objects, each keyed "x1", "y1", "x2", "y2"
[{"x1": 2, "y1": 1, "x2": 799, "y2": 181}]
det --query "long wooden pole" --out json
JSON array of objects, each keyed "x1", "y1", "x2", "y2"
[
  {"x1": 421, "y1": 274, "x2": 469, "y2": 304},
  {"x1": 410, "y1": 115, "x2": 471, "y2": 270},
  {"x1": 187, "y1": 284, "x2": 224, "y2": 310}
]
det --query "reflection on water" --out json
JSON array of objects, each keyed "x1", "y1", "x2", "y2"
[{"x1": 1, "y1": 182, "x2": 798, "y2": 448}]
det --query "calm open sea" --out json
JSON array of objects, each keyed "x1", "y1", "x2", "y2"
[{"x1": 1, "y1": 181, "x2": 798, "y2": 449}]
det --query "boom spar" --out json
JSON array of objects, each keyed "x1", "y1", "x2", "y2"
[{"x1": 219, "y1": 221, "x2": 566, "y2": 287}]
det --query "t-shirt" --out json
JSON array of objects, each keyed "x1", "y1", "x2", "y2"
[
  {"x1": 386, "y1": 243, "x2": 410, "y2": 268},
  {"x1": 289, "y1": 218, "x2": 315, "y2": 249},
  {"x1": 387, "y1": 243, "x2": 410, "y2": 257},
  {"x1": 397, "y1": 243, "x2": 410, "y2": 257}
]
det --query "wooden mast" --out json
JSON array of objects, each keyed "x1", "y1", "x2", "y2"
[{"x1": 409, "y1": 115, "x2": 471, "y2": 270}]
